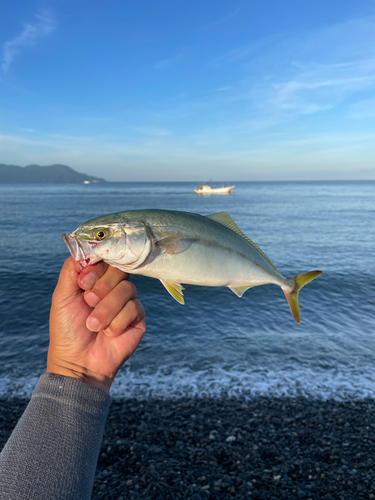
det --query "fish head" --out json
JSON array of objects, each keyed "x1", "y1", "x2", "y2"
[
  {"x1": 62, "y1": 215, "x2": 153, "y2": 270},
  {"x1": 62, "y1": 221, "x2": 126, "y2": 268}
]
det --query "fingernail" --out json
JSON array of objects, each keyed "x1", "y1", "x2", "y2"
[
  {"x1": 103, "y1": 327, "x2": 112, "y2": 336},
  {"x1": 87, "y1": 316, "x2": 100, "y2": 331},
  {"x1": 85, "y1": 291, "x2": 99, "y2": 307},
  {"x1": 81, "y1": 272, "x2": 96, "y2": 290}
]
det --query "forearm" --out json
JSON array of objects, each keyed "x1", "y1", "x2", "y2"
[{"x1": 0, "y1": 373, "x2": 111, "y2": 500}]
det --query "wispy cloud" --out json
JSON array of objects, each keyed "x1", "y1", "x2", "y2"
[
  {"x1": 154, "y1": 51, "x2": 186, "y2": 70},
  {"x1": 47, "y1": 133, "x2": 94, "y2": 142},
  {"x1": 271, "y1": 59, "x2": 375, "y2": 115},
  {"x1": 1, "y1": 127, "x2": 375, "y2": 181},
  {"x1": 2, "y1": 12, "x2": 55, "y2": 72},
  {"x1": 202, "y1": 6, "x2": 242, "y2": 31},
  {"x1": 132, "y1": 126, "x2": 172, "y2": 137},
  {"x1": 215, "y1": 86, "x2": 233, "y2": 92},
  {"x1": 349, "y1": 97, "x2": 375, "y2": 119},
  {"x1": 207, "y1": 17, "x2": 375, "y2": 118},
  {"x1": 208, "y1": 33, "x2": 282, "y2": 69}
]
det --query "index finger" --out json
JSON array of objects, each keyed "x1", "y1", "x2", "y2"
[
  {"x1": 78, "y1": 262, "x2": 109, "y2": 290},
  {"x1": 83, "y1": 265, "x2": 131, "y2": 307},
  {"x1": 78, "y1": 263, "x2": 129, "y2": 290}
]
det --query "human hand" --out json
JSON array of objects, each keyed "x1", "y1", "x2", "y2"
[{"x1": 47, "y1": 257, "x2": 146, "y2": 393}]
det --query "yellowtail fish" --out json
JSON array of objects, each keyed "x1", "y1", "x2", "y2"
[{"x1": 63, "y1": 209, "x2": 322, "y2": 323}]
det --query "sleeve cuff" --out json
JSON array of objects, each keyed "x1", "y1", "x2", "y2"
[{"x1": 34, "y1": 373, "x2": 111, "y2": 416}]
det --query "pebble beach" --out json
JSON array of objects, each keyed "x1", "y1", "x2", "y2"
[{"x1": 2, "y1": 396, "x2": 375, "y2": 500}]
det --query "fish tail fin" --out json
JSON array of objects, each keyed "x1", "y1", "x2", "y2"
[{"x1": 283, "y1": 270, "x2": 322, "y2": 324}]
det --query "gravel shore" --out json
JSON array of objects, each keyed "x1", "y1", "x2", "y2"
[{"x1": 1, "y1": 396, "x2": 375, "y2": 500}]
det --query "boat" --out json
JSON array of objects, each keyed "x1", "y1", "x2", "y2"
[
  {"x1": 194, "y1": 182, "x2": 235, "y2": 195},
  {"x1": 83, "y1": 180, "x2": 90, "y2": 184}
]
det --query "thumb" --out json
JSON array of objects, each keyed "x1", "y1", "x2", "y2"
[{"x1": 53, "y1": 257, "x2": 82, "y2": 302}]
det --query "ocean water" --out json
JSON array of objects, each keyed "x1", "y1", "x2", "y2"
[{"x1": 0, "y1": 181, "x2": 374, "y2": 400}]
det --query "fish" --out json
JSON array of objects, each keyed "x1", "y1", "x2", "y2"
[{"x1": 62, "y1": 209, "x2": 322, "y2": 323}]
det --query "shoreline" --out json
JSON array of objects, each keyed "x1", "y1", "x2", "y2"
[{"x1": 1, "y1": 396, "x2": 375, "y2": 499}]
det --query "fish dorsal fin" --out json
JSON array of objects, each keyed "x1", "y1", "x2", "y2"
[
  {"x1": 160, "y1": 279, "x2": 185, "y2": 304},
  {"x1": 205, "y1": 212, "x2": 279, "y2": 273}
]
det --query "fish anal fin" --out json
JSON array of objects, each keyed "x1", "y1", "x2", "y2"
[
  {"x1": 205, "y1": 212, "x2": 280, "y2": 274},
  {"x1": 160, "y1": 279, "x2": 185, "y2": 304},
  {"x1": 229, "y1": 285, "x2": 253, "y2": 298}
]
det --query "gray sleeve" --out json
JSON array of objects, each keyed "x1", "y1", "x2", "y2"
[{"x1": 0, "y1": 373, "x2": 111, "y2": 500}]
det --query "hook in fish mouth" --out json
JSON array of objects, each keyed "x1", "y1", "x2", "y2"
[{"x1": 62, "y1": 233, "x2": 92, "y2": 267}]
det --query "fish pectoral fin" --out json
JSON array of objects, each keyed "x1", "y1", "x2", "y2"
[
  {"x1": 160, "y1": 279, "x2": 185, "y2": 304},
  {"x1": 156, "y1": 237, "x2": 197, "y2": 255},
  {"x1": 229, "y1": 285, "x2": 253, "y2": 298},
  {"x1": 156, "y1": 236, "x2": 178, "y2": 254}
]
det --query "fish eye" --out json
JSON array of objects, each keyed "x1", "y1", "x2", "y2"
[{"x1": 94, "y1": 228, "x2": 109, "y2": 240}]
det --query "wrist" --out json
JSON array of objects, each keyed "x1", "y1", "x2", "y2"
[{"x1": 47, "y1": 355, "x2": 113, "y2": 393}]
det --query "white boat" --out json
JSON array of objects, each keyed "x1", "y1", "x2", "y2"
[
  {"x1": 83, "y1": 180, "x2": 90, "y2": 184},
  {"x1": 194, "y1": 182, "x2": 235, "y2": 195}
]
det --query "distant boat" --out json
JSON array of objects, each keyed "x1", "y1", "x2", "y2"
[
  {"x1": 194, "y1": 182, "x2": 235, "y2": 195},
  {"x1": 83, "y1": 180, "x2": 90, "y2": 184}
]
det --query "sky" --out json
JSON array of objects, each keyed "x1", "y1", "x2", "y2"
[{"x1": 1, "y1": 0, "x2": 375, "y2": 181}]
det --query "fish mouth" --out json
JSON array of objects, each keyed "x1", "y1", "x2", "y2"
[{"x1": 62, "y1": 233, "x2": 93, "y2": 268}]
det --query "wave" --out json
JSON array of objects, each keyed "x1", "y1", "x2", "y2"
[{"x1": 1, "y1": 364, "x2": 375, "y2": 401}]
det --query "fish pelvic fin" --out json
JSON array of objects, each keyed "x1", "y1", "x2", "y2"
[
  {"x1": 160, "y1": 279, "x2": 185, "y2": 305},
  {"x1": 283, "y1": 270, "x2": 323, "y2": 324}
]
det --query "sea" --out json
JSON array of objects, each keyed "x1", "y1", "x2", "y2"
[{"x1": 0, "y1": 181, "x2": 374, "y2": 401}]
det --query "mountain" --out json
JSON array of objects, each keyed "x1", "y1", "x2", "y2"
[{"x1": 0, "y1": 163, "x2": 106, "y2": 183}]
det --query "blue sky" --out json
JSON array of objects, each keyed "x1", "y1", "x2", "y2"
[{"x1": 1, "y1": 0, "x2": 375, "y2": 181}]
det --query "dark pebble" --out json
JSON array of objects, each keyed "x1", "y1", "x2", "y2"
[
  {"x1": 199, "y1": 491, "x2": 210, "y2": 500},
  {"x1": 1, "y1": 396, "x2": 375, "y2": 499}
]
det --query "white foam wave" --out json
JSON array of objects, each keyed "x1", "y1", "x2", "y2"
[
  {"x1": 1, "y1": 365, "x2": 374, "y2": 400},
  {"x1": 109, "y1": 365, "x2": 375, "y2": 401},
  {"x1": 0, "y1": 375, "x2": 40, "y2": 399}
]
